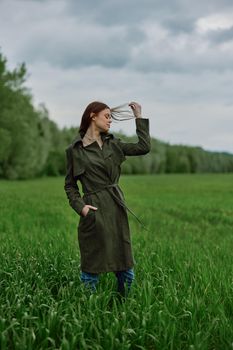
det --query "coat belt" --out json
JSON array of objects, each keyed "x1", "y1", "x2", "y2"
[{"x1": 83, "y1": 183, "x2": 149, "y2": 231}]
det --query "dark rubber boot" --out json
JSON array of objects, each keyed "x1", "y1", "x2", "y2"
[{"x1": 115, "y1": 271, "x2": 126, "y2": 303}]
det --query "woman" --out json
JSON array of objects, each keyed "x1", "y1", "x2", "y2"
[{"x1": 64, "y1": 101, "x2": 151, "y2": 299}]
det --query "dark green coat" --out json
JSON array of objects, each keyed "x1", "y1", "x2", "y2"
[{"x1": 64, "y1": 118, "x2": 151, "y2": 274}]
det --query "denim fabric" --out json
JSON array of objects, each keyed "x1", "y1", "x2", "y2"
[
  {"x1": 80, "y1": 268, "x2": 135, "y2": 295},
  {"x1": 80, "y1": 271, "x2": 99, "y2": 293}
]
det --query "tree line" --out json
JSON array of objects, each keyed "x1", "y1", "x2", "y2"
[{"x1": 0, "y1": 51, "x2": 233, "y2": 180}]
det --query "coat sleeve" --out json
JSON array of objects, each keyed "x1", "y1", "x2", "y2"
[
  {"x1": 64, "y1": 146, "x2": 86, "y2": 216},
  {"x1": 117, "y1": 118, "x2": 151, "y2": 156}
]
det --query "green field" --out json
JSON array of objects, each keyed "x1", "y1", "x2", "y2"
[{"x1": 0, "y1": 174, "x2": 233, "y2": 349}]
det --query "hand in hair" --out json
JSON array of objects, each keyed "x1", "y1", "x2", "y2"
[{"x1": 128, "y1": 102, "x2": 142, "y2": 118}]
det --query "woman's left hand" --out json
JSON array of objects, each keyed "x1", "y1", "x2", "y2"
[{"x1": 129, "y1": 101, "x2": 142, "y2": 118}]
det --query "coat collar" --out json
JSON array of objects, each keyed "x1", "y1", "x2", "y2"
[{"x1": 71, "y1": 132, "x2": 114, "y2": 148}]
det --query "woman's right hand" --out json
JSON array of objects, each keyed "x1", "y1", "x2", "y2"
[{"x1": 81, "y1": 205, "x2": 98, "y2": 217}]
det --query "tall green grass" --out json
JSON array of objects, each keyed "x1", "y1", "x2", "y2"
[{"x1": 0, "y1": 174, "x2": 233, "y2": 349}]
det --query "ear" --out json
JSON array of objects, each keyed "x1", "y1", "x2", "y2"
[{"x1": 90, "y1": 112, "x2": 96, "y2": 120}]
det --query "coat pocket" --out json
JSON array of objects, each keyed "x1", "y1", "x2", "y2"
[{"x1": 79, "y1": 209, "x2": 96, "y2": 232}]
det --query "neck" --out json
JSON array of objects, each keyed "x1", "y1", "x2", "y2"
[{"x1": 84, "y1": 125, "x2": 101, "y2": 140}]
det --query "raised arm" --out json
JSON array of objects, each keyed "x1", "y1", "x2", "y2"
[
  {"x1": 117, "y1": 117, "x2": 151, "y2": 156},
  {"x1": 116, "y1": 102, "x2": 151, "y2": 156},
  {"x1": 64, "y1": 146, "x2": 86, "y2": 216}
]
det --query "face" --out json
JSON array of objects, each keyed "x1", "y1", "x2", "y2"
[{"x1": 91, "y1": 108, "x2": 112, "y2": 132}]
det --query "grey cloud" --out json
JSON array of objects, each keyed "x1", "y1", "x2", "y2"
[
  {"x1": 65, "y1": 0, "x2": 233, "y2": 27},
  {"x1": 130, "y1": 49, "x2": 233, "y2": 74},
  {"x1": 19, "y1": 24, "x2": 140, "y2": 69},
  {"x1": 64, "y1": 0, "x2": 181, "y2": 26},
  {"x1": 2, "y1": 0, "x2": 233, "y2": 74},
  {"x1": 207, "y1": 26, "x2": 233, "y2": 44},
  {"x1": 162, "y1": 17, "x2": 196, "y2": 34},
  {"x1": 19, "y1": 22, "x2": 233, "y2": 73}
]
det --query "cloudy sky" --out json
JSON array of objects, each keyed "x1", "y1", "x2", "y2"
[{"x1": 1, "y1": 0, "x2": 233, "y2": 153}]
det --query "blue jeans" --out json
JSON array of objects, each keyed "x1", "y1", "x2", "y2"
[{"x1": 80, "y1": 268, "x2": 135, "y2": 296}]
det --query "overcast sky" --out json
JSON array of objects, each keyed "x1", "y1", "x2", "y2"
[{"x1": 1, "y1": 0, "x2": 233, "y2": 153}]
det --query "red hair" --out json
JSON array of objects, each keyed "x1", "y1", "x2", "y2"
[{"x1": 79, "y1": 101, "x2": 110, "y2": 138}]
